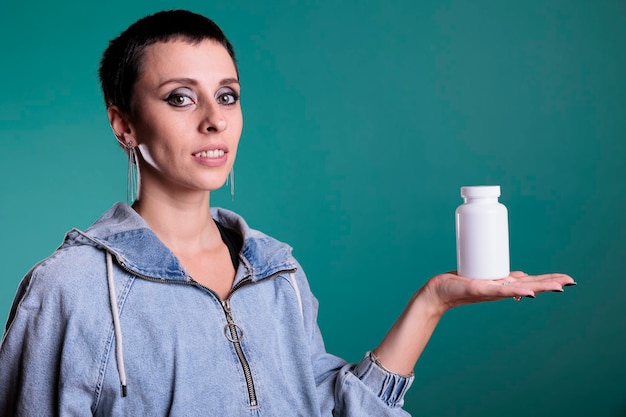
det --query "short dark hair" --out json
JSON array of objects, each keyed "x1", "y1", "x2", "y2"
[{"x1": 99, "y1": 9, "x2": 237, "y2": 114}]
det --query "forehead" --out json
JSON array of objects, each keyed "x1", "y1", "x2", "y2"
[{"x1": 137, "y1": 39, "x2": 238, "y2": 85}]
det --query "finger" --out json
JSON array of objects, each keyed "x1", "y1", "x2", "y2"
[
  {"x1": 508, "y1": 272, "x2": 575, "y2": 287},
  {"x1": 493, "y1": 277, "x2": 554, "y2": 298},
  {"x1": 530, "y1": 273, "x2": 576, "y2": 289},
  {"x1": 460, "y1": 273, "x2": 575, "y2": 302},
  {"x1": 538, "y1": 273, "x2": 576, "y2": 286},
  {"x1": 485, "y1": 280, "x2": 535, "y2": 299},
  {"x1": 513, "y1": 279, "x2": 569, "y2": 294}
]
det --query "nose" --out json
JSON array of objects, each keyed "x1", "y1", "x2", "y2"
[{"x1": 201, "y1": 101, "x2": 227, "y2": 132}]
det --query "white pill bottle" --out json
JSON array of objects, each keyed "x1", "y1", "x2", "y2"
[{"x1": 455, "y1": 185, "x2": 510, "y2": 279}]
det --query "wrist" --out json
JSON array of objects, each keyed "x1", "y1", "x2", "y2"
[
  {"x1": 373, "y1": 282, "x2": 446, "y2": 375},
  {"x1": 368, "y1": 350, "x2": 414, "y2": 378},
  {"x1": 412, "y1": 278, "x2": 449, "y2": 319}
]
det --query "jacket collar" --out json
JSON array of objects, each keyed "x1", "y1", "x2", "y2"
[{"x1": 61, "y1": 203, "x2": 296, "y2": 283}]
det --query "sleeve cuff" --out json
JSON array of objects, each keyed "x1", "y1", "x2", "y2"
[{"x1": 351, "y1": 351, "x2": 414, "y2": 407}]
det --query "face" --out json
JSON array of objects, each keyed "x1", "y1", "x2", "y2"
[{"x1": 112, "y1": 39, "x2": 242, "y2": 199}]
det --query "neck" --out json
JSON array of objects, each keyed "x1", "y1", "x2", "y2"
[{"x1": 133, "y1": 188, "x2": 220, "y2": 256}]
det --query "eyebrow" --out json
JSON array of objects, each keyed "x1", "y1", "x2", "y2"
[{"x1": 157, "y1": 77, "x2": 240, "y2": 89}]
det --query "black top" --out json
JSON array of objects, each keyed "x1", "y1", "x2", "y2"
[{"x1": 215, "y1": 220, "x2": 243, "y2": 271}]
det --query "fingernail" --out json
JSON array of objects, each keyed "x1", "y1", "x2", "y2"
[
  {"x1": 564, "y1": 282, "x2": 577, "y2": 287},
  {"x1": 551, "y1": 289, "x2": 564, "y2": 292},
  {"x1": 525, "y1": 295, "x2": 536, "y2": 299}
]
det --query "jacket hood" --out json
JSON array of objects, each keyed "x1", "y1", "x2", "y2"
[
  {"x1": 56, "y1": 202, "x2": 300, "y2": 399},
  {"x1": 60, "y1": 202, "x2": 297, "y2": 283}
]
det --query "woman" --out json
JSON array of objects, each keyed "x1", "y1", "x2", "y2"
[{"x1": 0, "y1": 10, "x2": 574, "y2": 416}]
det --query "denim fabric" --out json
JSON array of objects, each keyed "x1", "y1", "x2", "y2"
[{"x1": 0, "y1": 203, "x2": 413, "y2": 416}]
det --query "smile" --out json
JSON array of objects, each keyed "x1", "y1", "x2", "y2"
[{"x1": 194, "y1": 150, "x2": 225, "y2": 158}]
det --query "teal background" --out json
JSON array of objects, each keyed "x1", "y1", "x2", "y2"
[{"x1": 1, "y1": 1, "x2": 624, "y2": 415}]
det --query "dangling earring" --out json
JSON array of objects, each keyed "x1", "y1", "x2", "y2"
[
  {"x1": 126, "y1": 144, "x2": 141, "y2": 205},
  {"x1": 111, "y1": 128, "x2": 141, "y2": 205},
  {"x1": 228, "y1": 168, "x2": 235, "y2": 201}
]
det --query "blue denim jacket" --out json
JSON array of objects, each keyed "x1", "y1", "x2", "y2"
[{"x1": 1, "y1": 203, "x2": 412, "y2": 416}]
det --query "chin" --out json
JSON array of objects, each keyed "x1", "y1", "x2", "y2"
[{"x1": 203, "y1": 179, "x2": 231, "y2": 192}]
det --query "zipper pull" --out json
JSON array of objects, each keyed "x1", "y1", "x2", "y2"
[{"x1": 222, "y1": 299, "x2": 244, "y2": 342}]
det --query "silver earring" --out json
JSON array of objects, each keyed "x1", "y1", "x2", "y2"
[
  {"x1": 229, "y1": 168, "x2": 235, "y2": 201},
  {"x1": 127, "y1": 145, "x2": 141, "y2": 205}
]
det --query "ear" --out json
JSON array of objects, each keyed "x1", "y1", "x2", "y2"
[{"x1": 107, "y1": 105, "x2": 137, "y2": 147}]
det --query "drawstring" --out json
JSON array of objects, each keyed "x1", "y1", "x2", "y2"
[
  {"x1": 288, "y1": 272, "x2": 304, "y2": 320},
  {"x1": 106, "y1": 251, "x2": 128, "y2": 397},
  {"x1": 104, "y1": 252, "x2": 298, "y2": 398}
]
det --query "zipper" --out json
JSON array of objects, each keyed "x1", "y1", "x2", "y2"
[
  {"x1": 117, "y1": 258, "x2": 259, "y2": 406},
  {"x1": 216, "y1": 271, "x2": 294, "y2": 408},
  {"x1": 114, "y1": 256, "x2": 294, "y2": 408},
  {"x1": 114, "y1": 258, "x2": 260, "y2": 404},
  {"x1": 221, "y1": 297, "x2": 257, "y2": 407}
]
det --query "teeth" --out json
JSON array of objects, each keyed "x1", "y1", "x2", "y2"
[{"x1": 194, "y1": 149, "x2": 225, "y2": 158}]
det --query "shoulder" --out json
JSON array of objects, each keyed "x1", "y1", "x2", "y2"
[
  {"x1": 3, "y1": 242, "x2": 112, "y2": 339},
  {"x1": 17, "y1": 244, "x2": 108, "y2": 306}
]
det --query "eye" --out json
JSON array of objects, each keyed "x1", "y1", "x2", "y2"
[
  {"x1": 164, "y1": 88, "x2": 196, "y2": 107},
  {"x1": 215, "y1": 87, "x2": 239, "y2": 106}
]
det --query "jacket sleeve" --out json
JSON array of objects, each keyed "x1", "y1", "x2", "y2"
[
  {"x1": 1, "y1": 267, "x2": 48, "y2": 416},
  {"x1": 292, "y1": 263, "x2": 413, "y2": 417},
  {"x1": 0, "y1": 257, "x2": 98, "y2": 416}
]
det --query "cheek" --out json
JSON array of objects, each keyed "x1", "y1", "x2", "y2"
[
  {"x1": 133, "y1": 118, "x2": 179, "y2": 172},
  {"x1": 132, "y1": 110, "x2": 178, "y2": 154},
  {"x1": 230, "y1": 125, "x2": 243, "y2": 158},
  {"x1": 130, "y1": 106, "x2": 157, "y2": 144},
  {"x1": 228, "y1": 112, "x2": 244, "y2": 141}
]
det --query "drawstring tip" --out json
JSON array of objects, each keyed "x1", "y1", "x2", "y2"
[{"x1": 121, "y1": 384, "x2": 128, "y2": 397}]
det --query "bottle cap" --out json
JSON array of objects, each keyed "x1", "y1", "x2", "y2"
[{"x1": 461, "y1": 185, "x2": 501, "y2": 198}]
